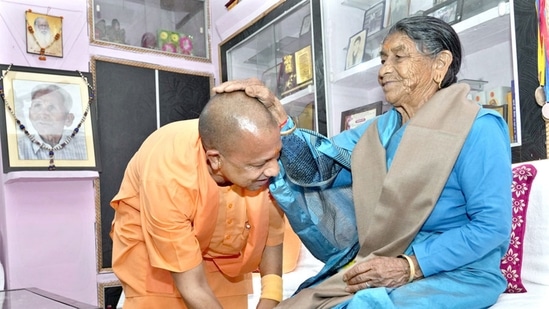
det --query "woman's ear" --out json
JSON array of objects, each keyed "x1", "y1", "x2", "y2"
[
  {"x1": 435, "y1": 50, "x2": 452, "y2": 72},
  {"x1": 432, "y1": 50, "x2": 453, "y2": 86}
]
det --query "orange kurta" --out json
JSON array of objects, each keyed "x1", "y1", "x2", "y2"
[{"x1": 110, "y1": 119, "x2": 285, "y2": 308}]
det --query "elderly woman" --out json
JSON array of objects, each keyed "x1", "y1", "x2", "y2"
[{"x1": 215, "y1": 15, "x2": 512, "y2": 309}]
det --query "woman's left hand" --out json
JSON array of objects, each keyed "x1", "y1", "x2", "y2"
[{"x1": 342, "y1": 256, "x2": 410, "y2": 293}]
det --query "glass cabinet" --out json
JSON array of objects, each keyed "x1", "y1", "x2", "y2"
[
  {"x1": 89, "y1": 0, "x2": 210, "y2": 60},
  {"x1": 220, "y1": 0, "x2": 326, "y2": 134},
  {"x1": 321, "y1": 0, "x2": 521, "y2": 145}
]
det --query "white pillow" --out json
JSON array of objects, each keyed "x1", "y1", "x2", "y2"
[{"x1": 518, "y1": 159, "x2": 549, "y2": 285}]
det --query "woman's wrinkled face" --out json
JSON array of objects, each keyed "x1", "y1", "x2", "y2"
[{"x1": 378, "y1": 32, "x2": 438, "y2": 107}]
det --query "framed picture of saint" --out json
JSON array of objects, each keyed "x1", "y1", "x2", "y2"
[{"x1": 25, "y1": 10, "x2": 63, "y2": 59}]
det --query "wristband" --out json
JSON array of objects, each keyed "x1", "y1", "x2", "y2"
[
  {"x1": 397, "y1": 254, "x2": 415, "y2": 283},
  {"x1": 260, "y1": 274, "x2": 283, "y2": 302}
]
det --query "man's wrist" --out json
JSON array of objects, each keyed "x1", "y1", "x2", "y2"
[{"x1": 260, "y1": 274, "x2": 283, "y2": 302}]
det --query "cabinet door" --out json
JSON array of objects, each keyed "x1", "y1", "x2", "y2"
[
  {"x1": 322, "y1": 0, "x2": 521, "y2": 145},
  {"x1": 220, "y1": 0, "x2": 327, "y2": 135},
  {"x1": 89, "y1": 0, "x2": 210, "y2": 60}
]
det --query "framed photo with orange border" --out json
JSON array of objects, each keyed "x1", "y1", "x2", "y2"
[{"x1": 25, "y1": 10, "x2": 63, "y2": 59}]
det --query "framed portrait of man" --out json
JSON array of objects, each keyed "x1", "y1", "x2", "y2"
[
  {"x1": 0, "y1": 64, "x2": 99, "y2": 172},
  {"x1": 345, "y1": 29, "x2": 368, "y2": 70},
  {"x1": 25, "y1": 10, "x2": 63, "y2": 59}
]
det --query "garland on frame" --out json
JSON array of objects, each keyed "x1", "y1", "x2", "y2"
[
  {"x1": 0, "y1": 64, "x2": 95, "y2": 170},
  {"x1": 25, "y1": 9, "x2": 63, "y2": 61}
]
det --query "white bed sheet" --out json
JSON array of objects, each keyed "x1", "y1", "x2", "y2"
[{"x1": 490, "y1": 280, "x2": 549, "y2": 308}]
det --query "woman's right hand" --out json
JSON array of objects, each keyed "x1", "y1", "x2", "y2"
[
  {"x1": 342, "y1": 256, "x2": 422, "y2": 292},
  {"x1": 212, "y1": 78, "x2": 289, "y2": 127}
]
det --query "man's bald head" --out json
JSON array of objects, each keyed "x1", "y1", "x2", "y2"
[{"x1": 198, "y1": 90, "x2": 279, "y2": 154}]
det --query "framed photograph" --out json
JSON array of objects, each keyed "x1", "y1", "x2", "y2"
[
  {"x1": 295, "y1": 45, "x2": 313, "y2": 85},
  {"x1": 25, "y1": 10, "x2": 63, "y2": 59},
  {"x1": 388, "y1": 0, "x2": 410, "y2": 26},
  {"x1": 341, "y1": 101, "x2": 383, "y2": 131},
  {"x1": 345, "y1": 29, "x2": 368, "y2": 70},
  {"x1": 424, "y1": 0, "x2": 463, "y2": 25},
  {"x1": 0, "y1": 64, "x2": 100, "y2": 172},
  {"x1": 363, "y1": 1, "x2": 385, "y2": 35},
  {"x1": 409, "y1": 0, "x2": 434, "y2": 16}
]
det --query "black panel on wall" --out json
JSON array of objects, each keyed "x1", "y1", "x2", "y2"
[
  {"x1": 158, "y1": 71, "x2": 211, "y2": 125},
  {"x1": 94, "y1": 59, "x2": 212, "y2": 270},
  {"x1": 95, "y1": 60, "x2": 157, "y2": 269},
  {"x1": 512, "y1": 0, "x2": 547, "y2": 162}
]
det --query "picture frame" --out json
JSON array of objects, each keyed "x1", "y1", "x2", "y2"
[
  {"x1": 424, "y1": 0, "x2": 463, "y2": 25},
  {"x1": 25, "y1": 10, "x2": 63, "y2": 59},
  {"x1": 341, "y1": 101, "x2": 383, "y2": 131},
  {"x1": 388, "y1": 0, "x2": 410, "y2": 26},
  {"x1": 295, "y1": 45, "x2": 313, "y2": 85},
  {"x1": 409, "y1": 0, "x2": 434, "y2": 16},
  {"x1": 363, "y1": 1, "x2": 385, "y2": 36},
  {"x1": 98, "y1": 280, "x2": 124, "y2": 309},
  {"x1": 0, "y1": 64, "x2": 100, "y2": 172},
  {"x1": 345, "y1": 29, "x2": 368, "y2": 70}
]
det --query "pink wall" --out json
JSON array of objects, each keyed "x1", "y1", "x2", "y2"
[
  {"x1": 2, "y1": 172, "x2": 98, "y2": 303},
  {"x1": 0, "y1": 0, "x2": 281, "y2": 306}
]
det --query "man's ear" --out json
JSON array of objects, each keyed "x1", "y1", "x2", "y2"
[
  {"x1": 64, "y1": 113, "x2": 75, "y2": 127},
  {"x1": 206, "y1": 149, "x2": 222, "y2": 170}
]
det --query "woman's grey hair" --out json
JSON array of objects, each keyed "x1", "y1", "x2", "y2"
[{"x1": 384, "y1": 15, "x2": 462, "y2": 88}]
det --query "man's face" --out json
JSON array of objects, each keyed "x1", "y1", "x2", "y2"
[
  {"x1": 29, "y1": 90, "x2": 73, "y2": 136},
  {"x1": 35, "y1": 18, "x2": 50, "y2": 35},
  {"x1": 353, "y1": 38, "x2": 361, "y2": 56},
  {"x1": 216, "y1": 128, "x2": 281, "y2": 191}
]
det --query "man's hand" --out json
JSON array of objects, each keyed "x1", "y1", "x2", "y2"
[
  {"x1": 256, "y1": 298, "x2": 279, "y2": 309},
  {"x1": 213, "y1": 78, "x2": 289, "y2": 126},
  {"x1": 171, "y1": 264, "x2": 223, "y2": 309}
]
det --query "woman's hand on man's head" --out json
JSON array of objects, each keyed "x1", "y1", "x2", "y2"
[{"x1": 213, "y1": 78, "x2": 289, "y2": 126}]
